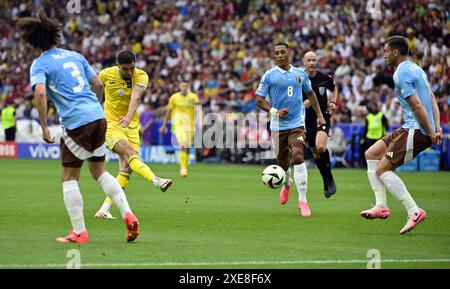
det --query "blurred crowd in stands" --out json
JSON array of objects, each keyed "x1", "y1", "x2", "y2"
[{"x1": 1, "y1": 0, "x2": 449, "y2": 137}]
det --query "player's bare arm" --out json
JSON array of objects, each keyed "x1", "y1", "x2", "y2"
[
  {"x1": 159, "y1": 106, "x2": 172, "y2": 135},
  {"x1": 328, "y1": 88, "x2": 338, "y2": 112},
  {"x1": 430, "y1": 92, "x2": 442, "y2": 134},
  {"x1": 89, "y1": 76, "x2": 104, "y2": 102},
  {"x1": 256, "y1": 95, "x2": 288, "y2": 118},
  {"x1": 303, "y1": 99, "x2": 310, "y2": 108},
  {"x1": 34, "y1": 83, "x2": 55, "y2": 143},
  {"x1": 406, "y1": 94, "x2": 440, "y2": 145},
  {"x1": 119, "y1": 85, "x2": 145, "y2": 128},
  {"x1": 306, "y1": 90, "x2": 325, "y2": 126}
]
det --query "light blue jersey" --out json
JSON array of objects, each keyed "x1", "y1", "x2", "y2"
[
  {"x1": 256, "y1": 65, "x2": 312, "y2": 131},
  {"x1": 30, "y1": 48, "x2": 104, "y2": 130},
  {"x1": 393, "y1": 60, "x2": 435, "y2": 135}
]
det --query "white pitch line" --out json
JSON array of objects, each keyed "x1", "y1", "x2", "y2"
[{"x1": 1, "y1": 259, "x2": 450, "y2": 268}]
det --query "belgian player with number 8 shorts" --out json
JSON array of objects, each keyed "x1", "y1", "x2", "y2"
[{"x1": 256, "y1": 43, "x2": 326, "y2": 217}]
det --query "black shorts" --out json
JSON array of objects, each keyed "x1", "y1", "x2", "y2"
[
  {"x1": 60, "y1": 119, "x2": 107, "y2": 168},
  {"x1": 4, "y1": 127, "x2": 16, "y2": 141},
  {"x1": 305, "y1": 112, "x2": 331, "y2": 148}
]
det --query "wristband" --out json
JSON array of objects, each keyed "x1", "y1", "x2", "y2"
[{"x1": 269, "y1": 107, "x2": 278, "y2": 116}]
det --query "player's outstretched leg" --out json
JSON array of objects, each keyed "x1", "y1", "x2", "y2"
[{"x1": 127, "y1": 155, "x2": 173, "y2": 192}]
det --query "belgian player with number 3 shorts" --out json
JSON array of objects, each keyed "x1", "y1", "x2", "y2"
[{"x1": 20, "y1": 9, "x2": 139, "y2": 243}]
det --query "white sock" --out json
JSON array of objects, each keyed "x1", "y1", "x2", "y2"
[
  {"x1": 379, "y1": 171, "x2": 420, "y2": 216},
  {"x1": 62, "y1": 180, "x2": 85, "y2": 234},
  {"x1": 294, "y1": 163, "x2": 308, "y2": 202},
  {"x1": 97, "y1": 172, "x2": 132, "y2": 218},
  {"x1": 284, "y1": 168, "x2": 291, "y2": 188},
  {"x1": 152, "y1": 176, "x2": 161, "y2": 187},
  {"x1": 367, "y1": 160, "x2": 387, "y2": 207},
  {"x1": 99, "y1": 201, "x2": 112, "y2": 213}
]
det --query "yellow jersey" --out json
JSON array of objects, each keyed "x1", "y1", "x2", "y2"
[
  {"x1": 99, "y1": 66, "x2": 149, "y2": 128},
  {"x1": 168, "y1": 92, "x2": 199, "y2": 132}
]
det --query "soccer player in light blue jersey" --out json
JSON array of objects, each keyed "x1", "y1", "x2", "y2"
[
  {"x1": 361, "y1": 36, "x2": 442, "y2": 234},
  {"x1": 256, "y1": 42, "x2": 326, "y2": 217},
  {"x1": 17, "y1": 10, "x2": 139, "y2": 243}
]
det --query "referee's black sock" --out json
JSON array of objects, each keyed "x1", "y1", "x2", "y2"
[
  {"x1": 314, "y1": 154, "x2": 328, "y2": 190},
  {"x1": 317, "y1": 149, "x2": 334, "y2": 186}
]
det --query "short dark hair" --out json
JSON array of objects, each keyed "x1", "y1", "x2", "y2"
[
  {"x1": 385, "y1": 36, "x2": 409, "y2": 56},
  {"x1": 16, "y1": 8, "x2": 62, "y2": 51},
  {"x1": 117, "y1": 50, "x2": 136, "y2": 64},
  {"x1": 274, "y1": 42, "x2": 289, "y2": 49}
]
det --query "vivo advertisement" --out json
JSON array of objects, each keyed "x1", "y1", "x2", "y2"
[{"x1": 1, "y1": 143, "x2": 194, "y2": 164}]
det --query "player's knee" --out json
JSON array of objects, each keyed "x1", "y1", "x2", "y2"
[
  {"x1": 291, "y1": 151, "x2": 304, "y2": 165},
  {"x1": 365, "y1": 149, "x2": 376, "y2": 160},
  {"x1": 316, "y1": 144, "x2": 327, "y2": 154}
]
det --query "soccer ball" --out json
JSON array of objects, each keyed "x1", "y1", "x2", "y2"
[{"x1": 261, "y1": 165, "x2": 286, "y2": 189}]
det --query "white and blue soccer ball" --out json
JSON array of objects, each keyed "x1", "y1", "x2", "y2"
[{"x1": 261, "y1": 165, "x2": 286, "y2": 189}]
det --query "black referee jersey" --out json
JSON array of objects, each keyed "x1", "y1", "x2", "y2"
[{"x1": 302, "y1": 71, "x2": 335, "y2": 126}]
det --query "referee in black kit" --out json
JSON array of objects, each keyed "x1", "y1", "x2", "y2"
[{"x1": 302, "y1": 51, "x2": 337, "y2": 198}]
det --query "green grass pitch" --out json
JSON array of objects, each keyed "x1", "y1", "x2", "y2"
[{"x1": 0, "y1": 159, "x2": 449, "y2": 269}]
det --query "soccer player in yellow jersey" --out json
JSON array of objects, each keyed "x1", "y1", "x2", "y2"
[
  {"x1": 95, "y1": 50, "x2": 173, "y2": 219},
  {"x1": 160, "y1": 82, "x2": 199, "y2": 177}
]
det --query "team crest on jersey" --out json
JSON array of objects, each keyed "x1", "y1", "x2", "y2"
[
  {"x1": 296, "y1": 76, "x2": 301, "y2": 83},
  {"x1": 319, "y1": 87, "x2": 325, "y2": 95},
  {"x1": 257, "y1": 83, "x2": 264, "y2": 91},
  {"x1": 118, "y1": 89, "x2": 124, "y2": 96}
]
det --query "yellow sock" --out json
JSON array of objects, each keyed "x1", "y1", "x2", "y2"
[
  {"x1": 116, "y1": 170, "x2": 131, "y2": 189},
  {"x1": 183, "y1": 151, "x2": 189, "y2": 169},
  {"x1": 104, "y1": 171, "x2": 130, "y2": 205},
  {"x1": 127, "y1": 155, "x2": 155, "y2": 182},
  {"x1": 179, "y1": 151, "x2": 188, "y2": 170}
]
